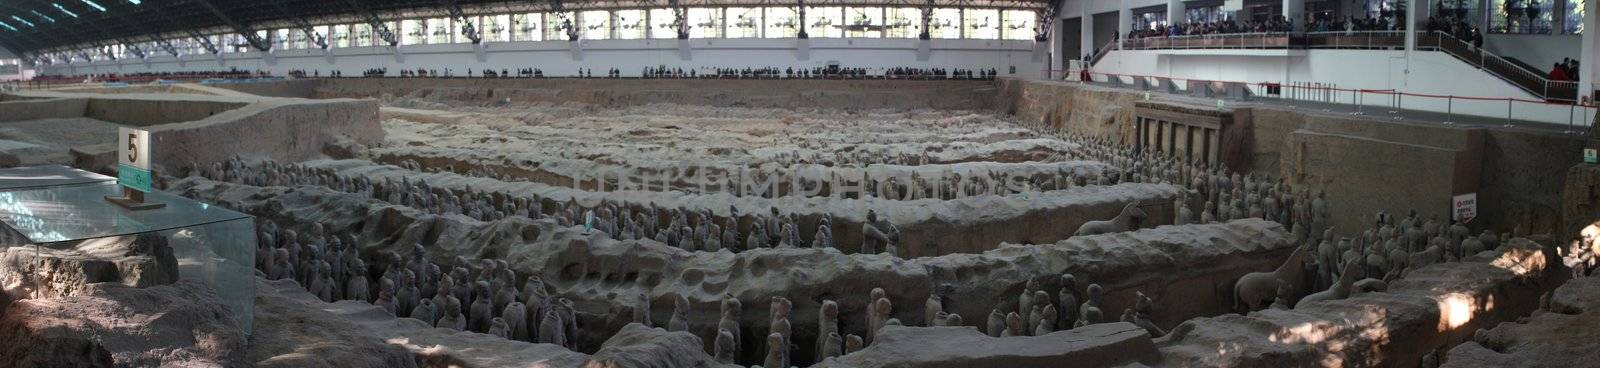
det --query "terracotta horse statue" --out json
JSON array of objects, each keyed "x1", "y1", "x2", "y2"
[
  {"x1": 1234, "y1": 242, "x2": 1312, "y2": 311},
  {"x1": 1074, "y1": 201, "x2": 1148, "y2": 236}
]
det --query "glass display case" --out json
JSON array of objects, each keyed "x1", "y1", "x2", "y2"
[
  {"x1": 0, "y1": 164, "x2": 115, "y2": 191},
  {"x1": 0, "y1": 179, "x2": 255, "y2": 334}
]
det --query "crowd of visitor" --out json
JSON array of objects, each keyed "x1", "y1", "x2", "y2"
[
  {"x1": 1548, "y1": 58, "x2": 1580, "y2": 81},
  {"x1": 32, "y1": 69, "x2": 266, "y2": 83},
  {"x1": 1128, "y1": 16, "x2": 1297, "y2": 39},
  {"x1": 1123, "y1": 11, "x2": 1491, "y2": 52},
  {"x1": 1425, "y1": 15, "x2": 1484, "y2": 48},
  {"x1": 288, "y1": 69, "x2": 344, "y2": 78},
  {"x1": 1124, "y1": 12, "x2": 1495, "y2": 48}
]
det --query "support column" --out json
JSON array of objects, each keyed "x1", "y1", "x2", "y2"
[
  {"x1": 1118, "y1": 0, "x2": 1131, "y2": 50},
  {"x1": 1080, "y1": 7, "x2": 1095, "y2": 60},
  {"x1": 1168, "y1": 0, "x2": 1186, "y2": 26},
  {"x1": 1554, "y1": 0, "x2": 1567, "y2": 33},
  {"x1": 1282, "y1": 0, "x2": 1304, "y2": 30},
  {"x1": 1484, "y1": 0, "x2": 1493, "y2": 33},
  {"x1": 1403, "y1": 0, "x2": 1417, "y2": 88},
  {"x1": 1582, "y1": 0, "x2": 1597, "y2": 101},
  {"x1": 1051, "y1": 12, "x2": 1064, "y2": 72}
]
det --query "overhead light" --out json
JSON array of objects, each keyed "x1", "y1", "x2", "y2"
[
  {"x1": 128, "y1": 0, "x2": 141, "y2": 4},
  {"x1": 32, "y1": 11, "x2": 57, "y2": 23},
  {"x1": 10, "y1": 16, "x2": 35, "y2": 28},
  {"x1": 0, "y1": 21, "x2": 16, "y2": 31},
  {"x1": 80, "y1": 0, "x2": 107, "y2": 12},
  {"x1": 54, "y1": 4, "x2": 79, "y2": 18}
]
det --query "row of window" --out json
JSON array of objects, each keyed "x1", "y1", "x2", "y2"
[
  {"x1": 1125, "y1": 0, "x2": 1582, "y2": 35},
  {"x1": 0, "y1": 58, "x2": 18, "y2": 75},
  {"x1": 47, "y1": 7, "x2": 1038, "y2": 62},
  {"x1": 1360, "y1": 0, "x2": 1582, "y2": 34}
]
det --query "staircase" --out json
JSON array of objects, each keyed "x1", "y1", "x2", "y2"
[
  {"x1": 1502, "y1": 56, "x2": 1549, "y2": 79},
  {"x1": 1088, "y1": 40, "x2": 1116, "y2": 66},
  {"x1": 1422, "y1": 31, "x2": 1578, "y2": 102}
]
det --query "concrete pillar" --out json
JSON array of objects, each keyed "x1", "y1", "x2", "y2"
[
  {"x1": 1282, "y1": 0, "x2": 1304, "y2": 30},
  {"x1": 1118, "y1": 0, "x2": 1131, "y2": 50},
  {"x1": 1403, "y1": 0, "x2": 1417, "y2": 86},
  {"x1": 1481, "y1": 0, "x2": 1492, "y2": 33},
  {"x1": 1080, "y1": 7, "x2": 1095, "y2": 60},
  {"x1": 611, "y1": 11, "x2": 622, "y2": 40},
  {"x1": 1554, "y1": 0, "x2": 1567, "y2": 33},
  {"x1": 1582, "y1": 0, "x2": 1597, "y2": 101},
  {"x1": 1168, "y1": 0, "x2": 1186, "y2": 26},
  {"x1": 1051, "y1": 13, "x2": 1064, "y2": 72}
]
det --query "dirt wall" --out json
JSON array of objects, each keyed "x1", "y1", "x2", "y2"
[
  {"x1": 0, "y1": 98, "x2": 86, "y2": 122},
  {"x1": 995, "y1": 78, "x2": 1584, "y2": 239},
  {"x1": 151, "y1": 98, "x2": 381, "y2": 173}
]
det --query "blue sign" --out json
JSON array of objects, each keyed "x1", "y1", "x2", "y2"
[{"x1": 117, "y1": 163, "x2": 152, "y2": 193}]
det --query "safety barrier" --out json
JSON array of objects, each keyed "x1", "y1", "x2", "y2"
[
  {"x1": 1120, "y1": 32, "x2": 1295, "y2": 50},
  {"x1": 1043, "y1": 67, "x2": 1593, "y2": 134}
]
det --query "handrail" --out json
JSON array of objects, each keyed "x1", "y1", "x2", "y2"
[
  {"x1": 1053, "y1": 69, "x2": 1595, "y2": 132},
  {"x1": 1422, "y1": 30, "x2": 1578, "y2": 101},
  {"x1": 1088, "y1": 39, "x2": 1116, "y2": 66},
  {"x1": 1119, "y1": 32, "x2": 1296, "y2": 50}
]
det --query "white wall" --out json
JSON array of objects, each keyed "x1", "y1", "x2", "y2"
[
  {"x1": 1483, "y1": 34, "x2": 1580, "y2": 73},
  {"x1": 1061, "y1": 0, "x2": 1165, "y2": 18},
  {"x1": 1099, "y1": 49, "x2": 1539, "y2": 98},
  {"x1": 1094, "y1": 48, "x2": 1596, "y2": 127},
  {"x1": 37, "y1": 38, "x2": 1046, "y2": 79},
  {"x1": 0, "y1": 69, "x2": 36, "y2": 82}
]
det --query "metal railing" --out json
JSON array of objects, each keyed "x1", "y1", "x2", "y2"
[
  {"x1": 1120, "y1": 32, "x2": 1294, "y2": 50},
  {"x1": 1423, "y1": 31, "x2": 1579, "y2": 102},
  {"x1": 1301, "y1": 31, "x2": 1408, "y2": 49},
  {"x1": 1089, "y1": 39, "x2": 1116, "y2": 66},
  {"x1": 1059, "y1": 69, "x2": 1594, "y2": 133}
]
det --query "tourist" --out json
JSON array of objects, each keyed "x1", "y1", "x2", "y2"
[{"x1": 1550, "y1": 63, "x2": 1569, "y2": 81}]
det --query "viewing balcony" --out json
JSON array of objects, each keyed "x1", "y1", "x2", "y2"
[{"x1": 1105, "y1": 31, "x2": 1579, "y2": 102}]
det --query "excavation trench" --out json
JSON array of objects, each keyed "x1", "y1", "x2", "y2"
[
  {"x1": 172, "y1": 175, "x2": 1298, "y2": 367},
  {"x1": 299, "y1": 159, "x2": 1179, "y2": 257},
  {"x1": 370, "y1": 150, "x2": 1113, "y2": 200}
]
